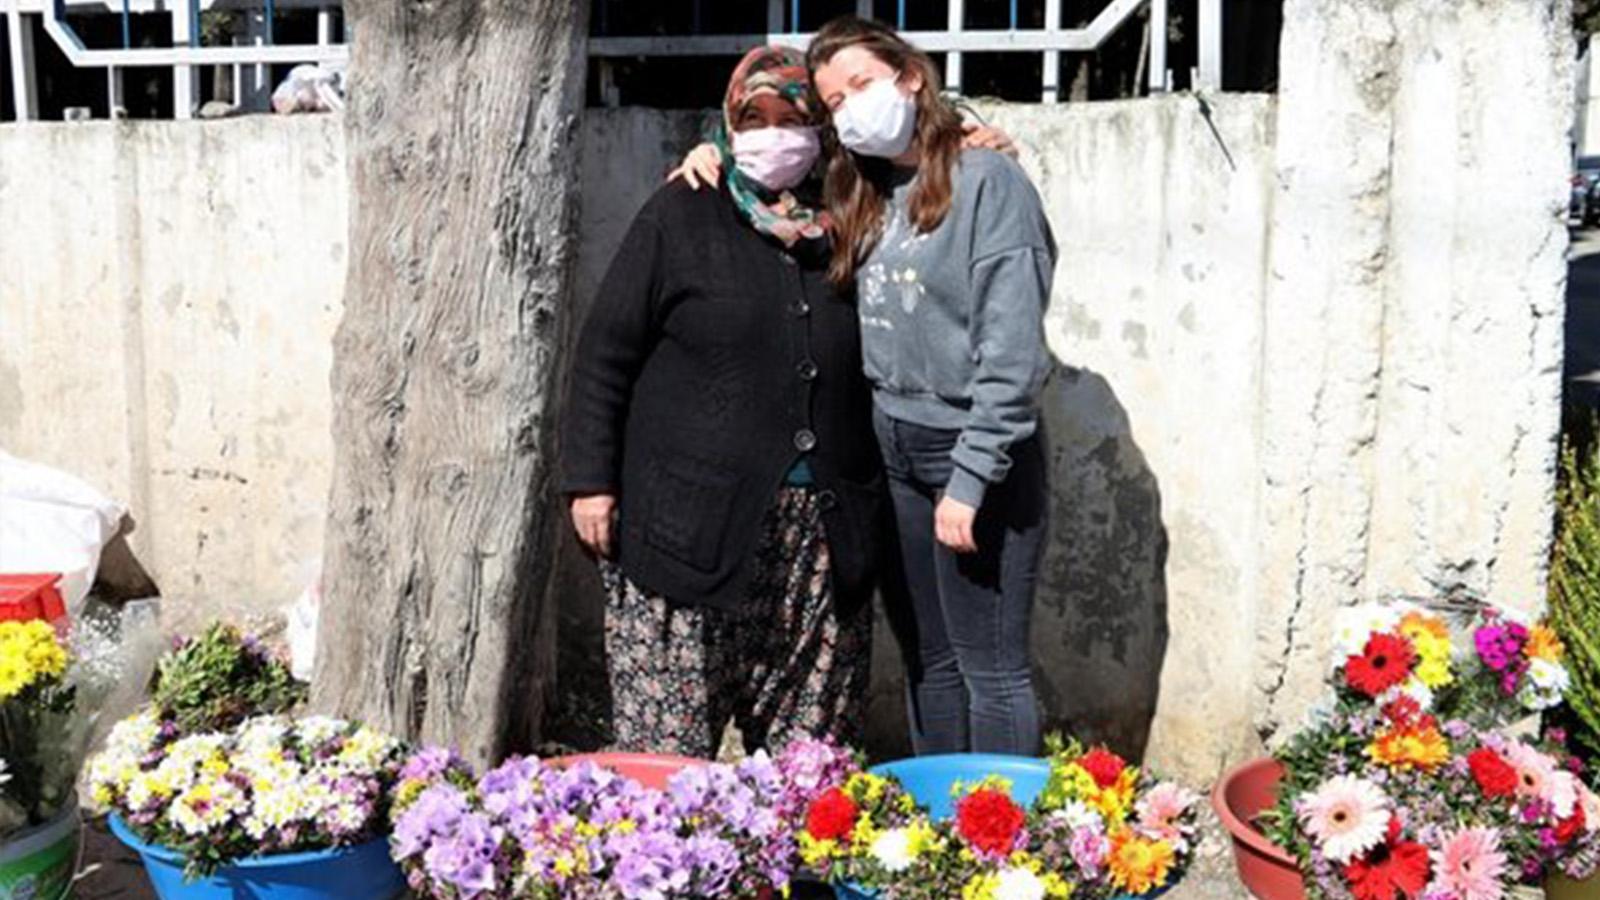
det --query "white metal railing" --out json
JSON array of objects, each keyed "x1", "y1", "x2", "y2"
[
  {"x1": 4, "y1": 0, "x2": 345, "y2": 121},
  {"x1": 587, "y1": 0, "x2": 1225, "y2": 106}
]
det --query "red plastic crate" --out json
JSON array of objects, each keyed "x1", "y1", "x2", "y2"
[{"x1": 0, "y1": 573, "x2": 68, "y2": 628}]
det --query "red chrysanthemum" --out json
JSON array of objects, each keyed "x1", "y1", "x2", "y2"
[
  {"x1": 805, "y1": 787, "x2": 858, "y2": 842},
  {"x1": 955, "y1": 787, "x2": 1026, "y2": 857},
  {"x1": 1468, "y1": 749, "x2": 1519, "y2": 799},
  {"x1": 1345, "y1": 633, "x2": 1417, "y2": 698},
  {"x1": 1079, "y1": 747, "x2": 1128, "y2": 789},
  {"x1": 1342, "y1": 820, "x2": 1431, "y2": 900},
  {"x1": 1557, "y1": 803, "x2": 1588, "y2": 845}
]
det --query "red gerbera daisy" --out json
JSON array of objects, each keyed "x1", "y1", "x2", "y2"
[
  {"x1": 1345, "y1": 633, "x2": 1417, "y2": 698},
  {"x1": 1079, "y1": 747, "x2": 1128, "y2": 789},
  {"x1": 805, "y1": 787, "x2": 858, "y2": 842},
  {"x1": 1343, "y1": 820, "x2": 1431, "y2": 900},
  {"x1": 955, "y1": 787, "x2": 1026, "y2": 857},
  {"x1": 1557, "y1": 803, "x2": 1588, "y2": 845},
  {"x1": 1467, "y1": 748, "x2": 1519, "y2": 799}
]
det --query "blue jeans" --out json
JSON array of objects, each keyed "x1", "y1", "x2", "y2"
[{"x1": 873, "y1": 406, "x2": 1047, "y2": 756}]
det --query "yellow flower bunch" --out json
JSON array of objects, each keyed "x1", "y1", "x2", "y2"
[
  {"x1": 1107, "y1": 828, "x2": 1176, "y2": 895},
  {"x1": 0, "y1": 620, "x2": 68, "y2": 699},
  {"x1": 1398, "y1": 611, "x2": 1455, "y2": 689},
  {"x1": 1053, "y1": 761, "x2": 1139, "y2": 825}
]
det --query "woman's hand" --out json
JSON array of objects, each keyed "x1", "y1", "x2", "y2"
[
  {"x1": 570, "y1": 493, "x2": 618, "y2": 558},
  {"x1": 935, "y1": 495, "x2": 979, "y2": 554},
  {"x1": 667, "y1": 143, "x2": 725, "y2": 190},
  {"x1": 961, "y1": 122, "x2": 1018, "y2": 158}
]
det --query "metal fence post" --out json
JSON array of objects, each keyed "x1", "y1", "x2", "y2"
[
  {"x1": 7, "y1": 6, "x2": 39, "y2": 121},
  {"x1": 1197, "y1": 0, "x2": 1221, "y2": 91},
  {"x1": 945, "y1": 0, "x2": 963, "y2": 94}
]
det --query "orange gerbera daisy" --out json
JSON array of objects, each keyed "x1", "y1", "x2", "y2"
[
  {"x1": 1367, "y1": 723, "x2": 1450, "y2": 772},
  {"x1": 1108, "y1": 829, "x2": 1177, "y2": 894},
  {"x1": 1525, "y1": 624, "x2": 1565, "y2": 663}
]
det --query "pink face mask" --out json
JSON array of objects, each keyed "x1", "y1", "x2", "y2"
[{"x1": 731, "y1": 126, "x2": 821, "y2": 191}]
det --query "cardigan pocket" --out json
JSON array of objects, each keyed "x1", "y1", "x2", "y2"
[{"x1": 643, "y1": 454, "x2": 741, "y2": 573}]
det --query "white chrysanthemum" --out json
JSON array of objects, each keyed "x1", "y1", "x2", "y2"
[
  {"x1": 169, "y1": 777, "x2": 245, "y2": 837},
  {"x1": 237, "y1": 716, "x2": 292, "y2": 751},
  {"x1": 1051, "y1": 799, "x2": 1104, "y2": 832},
  {"x1": 993, "y1": 867, "x2": 1047, "y2": 900},
  {"x1": 1518, "y1": 658, "x2": 1571, "y2": 711},
  {"x1": 334, "y1": 726, "x2": 399, "y2": 772},
  {"x1": 105, "y1": 711, "x2": 162, "y2": 756},
  {"x1": 870, "y1": 828, "x2": 917, "y2": 873},
  {"x1": 294, "y1": 716, "x2": 350, "y2": 746},
  {"x1": 125, "y1": 771, "x2": 176, "y2": 810},
  {"x1": 1330, "y1": 605, "x2": 1404, "y2": 668},
  {"x1": 244, "y1": 778, "x2": 314, "y2": 839},
  {"x1": 1382, "y1": 676, "x2": 1436, "y2": 712}
]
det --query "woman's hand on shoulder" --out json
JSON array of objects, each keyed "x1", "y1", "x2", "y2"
[
  {"x1": 961, "y1": 122, "x2": 1018, "y2": 159},
  {"x1": 570, "y1": 493, "x2": 618, "y2": 558},
  {"x1": 667, "y1": 143, "x2": 725, "y2": 190}
]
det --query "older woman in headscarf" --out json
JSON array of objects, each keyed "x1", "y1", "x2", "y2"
[{"x1": 560, "y1": 46, "x2": 883, "y2": 756}]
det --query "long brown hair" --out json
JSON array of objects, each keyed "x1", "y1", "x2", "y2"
[{"x1": 807, "y1": 16, "x2": 966, "y2": 289}]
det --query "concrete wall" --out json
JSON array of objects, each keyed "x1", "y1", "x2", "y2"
[
  {"x1": 0, "y1": 117, "x2": 346, "y2": 624},
  {"x1": 0, "y1": 0, "x2": 1572, "y2": 782}
]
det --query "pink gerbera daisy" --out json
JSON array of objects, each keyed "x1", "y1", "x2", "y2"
[
  {"x1": 1429, "y1": 827, "x2": 1508, "y2": 900},
  {"x1": 1135, "y1": 782, "x2": 1198, "y2": 849},
  {"x1": 1503, "y1": 741, "x2": 1578, "y2": 818},
  {"x1": 1297, "y1": 775, "x2": 1391, "y2": 864}
]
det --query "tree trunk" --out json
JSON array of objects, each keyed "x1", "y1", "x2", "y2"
[{"x1": 312, "y1": 0, "x2": 589, "y2": 766}]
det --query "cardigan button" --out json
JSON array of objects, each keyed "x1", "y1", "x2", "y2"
[
  {"x1": 818, "y1": 489, "x2": 838, "y2": 511},
  {"x1": 796, "y1": 360, "x2": 818, "y2": 381},
  {"x1": 793, "y1": 429, "x2": 817, "y2": 452},
  {"x1": 791, "y1": 301, "x2": 811, "y2": 317}
]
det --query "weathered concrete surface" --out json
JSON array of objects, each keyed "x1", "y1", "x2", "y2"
[
  {"x1": 0, "y1": 0, "x2": 1572, "y2": 789},
  {"x1": 1250, "y1": 0, "x2": 1573, "y2": 744},
  {"x1": 0, "y1": 117, "x2": 346, "y2": 628}
]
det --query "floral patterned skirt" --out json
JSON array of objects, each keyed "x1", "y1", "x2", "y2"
[{"x1": 601, "y1": 487, "x2": 871, "y2": 758}]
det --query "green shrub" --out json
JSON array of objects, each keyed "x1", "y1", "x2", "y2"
[
  {"x1": 149, "y1": 622, "x2": 306, "y2": 734},
  {"x1": 1550, "y1": 416, "x2": 1600, "y2": 762}
]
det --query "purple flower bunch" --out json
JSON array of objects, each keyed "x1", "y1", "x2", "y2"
[
  {"x1": 1473, "y1": 612, "x2": 1531, "y2": 695},
  {"x1": 390, "y1": 749, "x2": 799, "y2": 900},
  {"x1": 769, "y1": 736, "x2": 859, "y2": 825}
]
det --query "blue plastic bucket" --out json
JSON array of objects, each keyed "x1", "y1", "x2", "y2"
[
  {"x1": 108, "y1": 817, "x2": 404, "y2": 900},
  {"x1": 831, "y1": 755, "x2": 1170, "y2": 900}
]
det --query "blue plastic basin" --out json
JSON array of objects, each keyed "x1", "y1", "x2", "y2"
[
  {"x1": 831, "y1": 754, "x2": 1169, "y2": 900},
  {"x1": 108, "y1": 816, "x2": 405, "y2": 900}
]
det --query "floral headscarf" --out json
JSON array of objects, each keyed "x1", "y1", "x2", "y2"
[{"x1": 715, "y1": 45, "x2": 831, "y2": 247}]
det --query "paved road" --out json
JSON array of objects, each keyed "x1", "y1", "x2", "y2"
[{"x1": 1569, "y1": 226, "x2": 1600, "y2": 408}]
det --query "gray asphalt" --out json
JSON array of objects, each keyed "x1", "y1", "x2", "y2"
[{"x1": 1569, "y1": 226, "x2": 1600, "y2": 408}]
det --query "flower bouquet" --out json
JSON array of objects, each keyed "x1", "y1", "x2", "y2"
[
  {"x1": 390, "y1": 746, "x2": 797, "y2": 899},
  {"x1": 87, "y1": 711, "x2": 408, "y2": 886},
  {"x1": 149, "y1": 622, "x2": 306, "y2": 735},
  {"x1": 0, "y1": 609, "x2": 143, "y2": 898},
  {"x1": 796, "y1": 739, "x2": 1201, "y2": 899},
  {"x1": 1256, "y1": 599, "x2": 1600, "y2": 899}
]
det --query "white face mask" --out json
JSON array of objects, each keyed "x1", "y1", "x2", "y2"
[
  {"x1": 831, "y1": 77, "x2": 918, "y2": 158},
  {"x1": 730, "y1": 125, "x2": 821, "y2": 191}
]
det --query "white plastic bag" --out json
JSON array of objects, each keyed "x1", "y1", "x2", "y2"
[
  {"x1": 0, "y1": 451, "x2": 126, "y2": 615},
  {"x1": 285, "y1": 574, "x2": 320, "y2": 681},
  {"x1": 271, "y1": 63, "x2": 345, "y2": 114}
]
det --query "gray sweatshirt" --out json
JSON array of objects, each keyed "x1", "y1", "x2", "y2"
[{"x1": 859, "y1": 148, "x2": 1056, "y2": 508}]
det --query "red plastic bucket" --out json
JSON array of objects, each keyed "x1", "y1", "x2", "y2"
[
  {"x1": 547, "y1": 752, "x2": 707, "y2": 789},
  {"x1": 1212, "y1": 757, "x2": 1307, "y2": 900},
  {"x1": 0, "y1": 573, "x2": 68, "y2": 634}
]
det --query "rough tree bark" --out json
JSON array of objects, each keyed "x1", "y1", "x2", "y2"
[{"x1": 312, "y1": 0, "x2": 589, "y2": 766}]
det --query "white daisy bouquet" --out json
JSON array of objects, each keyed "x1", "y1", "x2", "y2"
[
  {"x1": 86, "y1": 712, "x2": 406, "y2": 878},
  {"x1": 1267, "y1": 598, "x2": 1600, "y2": 899}
]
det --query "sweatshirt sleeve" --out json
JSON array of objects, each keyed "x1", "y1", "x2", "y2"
[
  {"x1": 944, "y1": 158, "x2": 1056, "y2": 509},
  {"x1": 560, "y1": 211, "x2": 667, "y2": 495}
]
